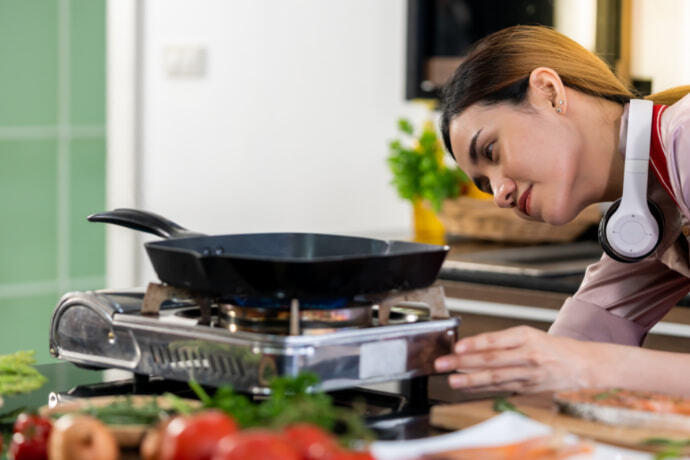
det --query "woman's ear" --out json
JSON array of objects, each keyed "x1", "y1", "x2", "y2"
[{"x1": 528, "y1": 67, "x2": 567, "y2": 114}]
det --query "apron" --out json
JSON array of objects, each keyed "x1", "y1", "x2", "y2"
[{"x1": 650, "y1": 104, "x2": 677, "y2": 206}]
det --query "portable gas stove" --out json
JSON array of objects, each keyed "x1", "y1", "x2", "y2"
[{"x1": 49, "y1": 282, "x2": 460, "y2": 395}]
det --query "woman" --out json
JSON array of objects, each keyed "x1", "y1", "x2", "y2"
[{"x1": 433, "y1": 25, "x2": 690, "y2": 396}]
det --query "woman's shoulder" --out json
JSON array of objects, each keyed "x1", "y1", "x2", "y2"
[
  {"x1": 660, "y1": 93, "x2": 690, "y2": 225},
  {"x1": 664, "y1": 92, "x2": 690, "y2": 125},
  {"x1": 660, "y1": 92, "x2": 690, "y2": 165}
]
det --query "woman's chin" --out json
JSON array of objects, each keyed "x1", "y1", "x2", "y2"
[
  {"x1": 516, "y1": 206, "x2": 578, "y2": 226},
  {"x1": 543, "y1": 211, "x2": 578, "y2": 226},
  {"x1": 542, "y1": 206, "x2": 577, "y2": 226}
]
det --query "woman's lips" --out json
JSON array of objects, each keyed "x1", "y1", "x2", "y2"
[{"x1": 518, "y1": 186, "x2": 532, "y2": 216}]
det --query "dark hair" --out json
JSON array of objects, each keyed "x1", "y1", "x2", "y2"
[{"x1": 439, "y1": 25, "x2": 633, "y2": 159}]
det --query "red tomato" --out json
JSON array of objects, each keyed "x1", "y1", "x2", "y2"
[
  {"x1": 211, "y1": 429, "x2": 300, "y2": 460},
  {"x1": 9, "y1": 413, "x2": 52, "y2": 460},
  {"x1": 13, "y1": 413, "x2": 52, "y2": 441},
  {"x1": 283, "y1": 424, "x2": 341, "y2": 460},
  {"x1": 159, "y1": 410, "x2": 238, "y2": 460},
  {"x1": 8, "y1": 432, "x2": 48, "y2": 460}
]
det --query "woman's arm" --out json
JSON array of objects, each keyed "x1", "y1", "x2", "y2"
[{"x1": 434, "y1": 325, "x2": 690, "y2": 396}]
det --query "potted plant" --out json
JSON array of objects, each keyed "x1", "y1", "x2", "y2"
[{"x1": 387, "y1": 118, "x2": 469, "y2": 244}]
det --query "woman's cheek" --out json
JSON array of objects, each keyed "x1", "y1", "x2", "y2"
[{"x1": 540, "y1": 189, "x2": 580, "y2": 226}]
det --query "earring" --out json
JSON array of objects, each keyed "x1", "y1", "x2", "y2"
[{"x1": 556, "y1": 99, "x2": 563, "y2": 113}]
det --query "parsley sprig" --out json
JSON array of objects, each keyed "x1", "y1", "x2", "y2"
[
  {"x1": 644, "y1": 438, "x2": 690, "y2": 460},
  {"x1": 388, "y1": 118, "x2": 468, "y2": 212},
  {"x1": 189, "y1": 373, "x2": 374, "y2": 446}
]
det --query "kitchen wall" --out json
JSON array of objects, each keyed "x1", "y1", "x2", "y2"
[
  {"x1": 109, "y1": 0, "x2": 690, "y2": 287},
  {"x1": 0, "y1": 0, "x2": 106, "y2": 363},
  {"x1": 110, "y1": 0, "x2": 430, "y2": 286},
  {"x1": 631, "y1": 0, "x2": 690, "y2": 93}
]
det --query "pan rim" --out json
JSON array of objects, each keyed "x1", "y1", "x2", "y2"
[{"x1": 143, "y1": 231, "x2": 450, "y2": 262}]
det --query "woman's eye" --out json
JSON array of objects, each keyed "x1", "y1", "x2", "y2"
[{"x1": 484, "y1": 142, "x2": 495, "y2": 162}]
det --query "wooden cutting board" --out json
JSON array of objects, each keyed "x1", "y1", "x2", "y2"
[
  {"x1": 40, "y1": 395, "x2": 201, "y2": 448},
  {"x1": 430, "y1": 392, "x2": 690, "y2": 453}
]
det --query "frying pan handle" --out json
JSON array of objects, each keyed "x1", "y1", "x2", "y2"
[{"x1": 87, "y1": 208, "x2": 205, "y2": 239}]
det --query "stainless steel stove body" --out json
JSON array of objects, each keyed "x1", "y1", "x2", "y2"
[{"x1": 49, "y1": 284, "x2": 459, "y2": 394}]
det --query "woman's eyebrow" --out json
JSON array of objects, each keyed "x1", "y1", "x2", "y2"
[{"x1": 468, "y1": 128, "x2": 483, "y2": 165}]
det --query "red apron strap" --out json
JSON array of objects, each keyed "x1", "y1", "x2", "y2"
[{"x1": 649, "y1": 104, "x2": 679, "y2": 207}]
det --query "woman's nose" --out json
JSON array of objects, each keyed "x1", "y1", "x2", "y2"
[{"x1": 492, "y1": 178, "x2": 516, "y2": 208}]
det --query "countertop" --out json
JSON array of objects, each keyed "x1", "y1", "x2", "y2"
[
  {"x1": 0, "y1": 363, "x2": 446, "y2": 459},
  {"x1": 439, "y1": 238, "x2": 690, "y2": 306},
  {"x1": 435, "y1": 238, "x2": 690, "y2": 353}
]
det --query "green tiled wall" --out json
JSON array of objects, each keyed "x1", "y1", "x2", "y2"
[
  {"x1": 0, "y1": 1, "x2": 59, "y2": 126},
  {"x1": 0, "y1": 0, "x2": 106, "y2": 364},
  {"x1": 0, "y1": 139, "x2": 59, "y2": 284}
]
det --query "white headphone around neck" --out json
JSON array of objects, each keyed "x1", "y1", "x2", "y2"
[{"x1": 598, "y1": 99, "x2": 665, "y2": 263}]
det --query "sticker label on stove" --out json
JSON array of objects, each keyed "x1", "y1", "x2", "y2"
[{"x1": 359, "y1": 339, "x2": 407, "y2": 379}]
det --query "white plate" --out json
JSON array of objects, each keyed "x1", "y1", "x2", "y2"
[{"x1": 370, "y1": 412, "x2": 656, "y2": 460}]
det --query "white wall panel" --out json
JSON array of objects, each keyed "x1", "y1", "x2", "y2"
[
  {"x1": 631, "y1": 0, "x2": 690, "y2": 92},
  {"x1": 134, "y1": 0, "x2": 429, "y2": 284},
  {"x1": 141, "y1": 0, "x2": 418, "y2": 232}
]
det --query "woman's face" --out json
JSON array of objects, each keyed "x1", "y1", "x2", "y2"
[{"x1": 448, "y1": 99, "x2": 592, "y2": 225}]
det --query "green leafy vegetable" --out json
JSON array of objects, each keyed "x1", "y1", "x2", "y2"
[
  {"x1": 387, "y1": 118, "x2": 468, "y2": 212},
  {"x1": 644, "y1": 438, "x2": 690, "y2": 460},
  {"x1": 593, "y1": 388, "x2": 621, "y2": 400},
  {"x1": 492, "y1": 397, "x2": 527, "y2": 416},
  {"x1": 0, "y1": 350, "x2": 46, "y2": 396},
  {"x1": 189, "y1": 373, "x2": 374, "y2": 446},
  {"x1": 75, "y1": 395, "x2": 172, "y2": 426}
]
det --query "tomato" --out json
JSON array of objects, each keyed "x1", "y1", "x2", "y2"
[
  {"x1": 159, "y1": 410, "x2": 238, "y2": 460},
  {"x1": 283, "y1": 424, "x2": 341, "y2": 460},
  {"x1": 13, "y1": 413, "x2": 52, "y2": 441},
  {"x1": 9, "y1": 413, "x2": 52, "y2": 460},
  {"x1": 8, "y1": 432, "x2": 48, "y2": 460},
  {"x1": 211, "y1": 429, "x2": 300, "y2": 460}
]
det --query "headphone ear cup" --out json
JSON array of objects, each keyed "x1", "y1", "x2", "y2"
[
  {"x1": 598, "y1": 200, "x2": 629, "y2": 263},
  {"x1": 647, "y1": 198, "x2": 665, "y2": 244},
  {"x1": 598, "y1": 199, "x2": 664, "y2": 263}
]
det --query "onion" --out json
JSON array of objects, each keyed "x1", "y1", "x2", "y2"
[{"x1": 48, "y1": 414, "x2": 120, "y2": 460}]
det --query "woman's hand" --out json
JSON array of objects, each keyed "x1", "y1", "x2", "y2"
[{"x1": 434, "y1": 326, "x2": 600, "y2": 393}]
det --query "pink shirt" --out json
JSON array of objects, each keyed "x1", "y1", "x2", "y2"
[{"x1": 549, "y1": 94, "x2": 690, "y2": 345}]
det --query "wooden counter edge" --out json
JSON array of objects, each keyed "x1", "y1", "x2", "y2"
[{"x1": 429, "y1": 392, "x2": 690, "y2": 454}]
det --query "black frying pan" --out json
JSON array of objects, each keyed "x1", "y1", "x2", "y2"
[{"x1": 88, "y1": 208, "x2": 449, "y2": 302}]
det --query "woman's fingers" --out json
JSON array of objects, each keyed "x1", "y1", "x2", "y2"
[
  {"x1": 454, "y1": 325, "x2": 533, "y2": 353},
  {"x1": 435, "y1": 328, "x2": 595, "y2": 393},
  {"x1": 435, "y1": 346, "x2": 541, "y2": 372},
  {"x1": 435, "y1": 326, "x2": 542, "y2": 373},
  {"x1": 448, "y1": 366, "x2": 540, "y2": 390}
]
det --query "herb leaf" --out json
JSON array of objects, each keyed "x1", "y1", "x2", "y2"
[
  {"x1": 388, "y1": 118, "x2": 469, "y2": 212},
  {"x1": 643, "y1": 437, "x2": 690, "y2": 460},
  {"x1": 593, "y1": 388, "x2": 621, "y2": 400},
  {"x1": 493, "y1": 397, "x2": 527, "y2": 416},
  {"x1": 0, "y1": 351, "x2": 46, "y2": 396},
  {"x1": 191, "y1": 373, "x2": 374, "y2": 446}
]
